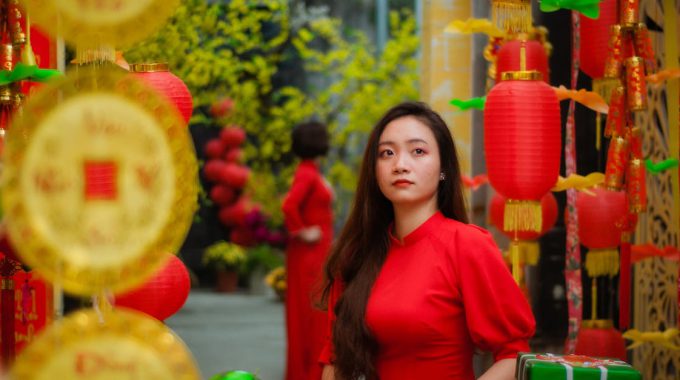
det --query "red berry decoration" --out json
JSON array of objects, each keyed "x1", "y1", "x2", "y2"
[
  {"x1": 220, "y1": 126, "x2": 246, "y2": 148},
  {"x1": 204, "y1": 139, "x2": 226, "y2": 159}
]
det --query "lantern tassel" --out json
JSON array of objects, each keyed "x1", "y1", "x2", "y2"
[
  {"x1": 585, "y1": 248, "x2": 620, "y2": 278},
  {"x1": 591, "y1": 277, "x2": 598, "y2": 320},
  {"x1": 504, "y1": 200, "x2": 542, "y2": 233},
  {"x1": 510, "y1": 241, "x2": 522, "y2": 285},
  {"x1": 522, "y1": 240, "x2": 540, "y2": 266},
  {"x1": 492, "y1": 0, "x2": 532, "y2": 34}
]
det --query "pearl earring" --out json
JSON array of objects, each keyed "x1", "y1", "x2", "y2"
[{"x1": 439, "y1": 172, "x2": 445, "y2": 181}]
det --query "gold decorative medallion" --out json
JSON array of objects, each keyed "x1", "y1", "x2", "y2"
[
  {"x1": 2, "y1": 67, "x2": 198, "y2": 295},
  {"x1": 11, "y1": 308, "x2": 200, "y2": 379},
  {"x1": 20, "y1": 0, "x2": 179, "y2": 48}
]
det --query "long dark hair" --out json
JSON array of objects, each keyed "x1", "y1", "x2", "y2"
[{"x1": 321, "y1": 101, "x2": 468, "y2": 379}]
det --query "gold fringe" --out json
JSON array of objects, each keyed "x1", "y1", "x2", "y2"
[
  {"x1": 591, "y1": 278, "x2": 598, "y2": 320},
  {"x1": 504, "y1": 200, "x2": 542, "y2": 233},
  {"x1": 585, "y1": 248, "x2": 620, "y2": 277},
  {"x1": 510, "y1": 241, "x2": 522, "y2": 285},
  {"x1": 521, "y1": 241, "x2": 540, "y2": 266},
  {"x1": 492, "y1": 0, "x2": 532, "y2": 34}
]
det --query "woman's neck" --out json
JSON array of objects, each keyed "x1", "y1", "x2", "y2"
[{"x1": 392, "y1": 200, "x2": 438, "y2": 242}]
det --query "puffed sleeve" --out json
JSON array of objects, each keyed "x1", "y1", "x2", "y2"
[
  {"x1": 454, "y1": 226, "x2": 535, "y2": 362},
  {"x1": 281, "y1": 166, "x2": 315, "y2": 235},
  {"x1": 318, "y1": 278, "x2": 343, "y2": 365}
]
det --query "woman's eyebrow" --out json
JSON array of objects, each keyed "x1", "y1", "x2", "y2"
[{"x1": 378, "y1": 138, "x2": 428, "y2": 146}]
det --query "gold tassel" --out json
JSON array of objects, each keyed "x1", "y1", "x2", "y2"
[
  {"x1": 585, "y1": 248, "x2": 620, "y2": 277},
  {"x1": 492, "y1": 0, "x2": 532, "y2": 34},
  {"x1": 593, "y1": 78, "x2": 621, "y2": 150},
  {"x1": 510, "y1": 241, "x2": 522, "y2": 285},
  {"x1": 591, "y1": 278, "x2": 598, "y2": 320},
  {"x1": 521, "y1": 241, "x2": 540, "y2": 265},
  {"x1": 504, "y1": 199, "x2": 542, "y2": 233}
]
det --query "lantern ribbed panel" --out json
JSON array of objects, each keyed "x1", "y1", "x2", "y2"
[
  {"x1": 575, "y1": 324, "x2": 627, "y2": 361},
  {"x1": 576, "y1": 187, "x2": 627, "y2": 249},
  {"x1": 580, "y1": 0, "x2": 619, "y2": 79},
  {"x1": 484, "y1": 80, "x2": 561, "y2": 201},
  {"x1": 496, "y1": 40, "x2": 550, "y2": 83},
  {"x1": 133, "y1": 70, "x2": 194, "y2": 125},
  {"x1": 490, "y1": 191, "x2": 558, "y2": 240}
]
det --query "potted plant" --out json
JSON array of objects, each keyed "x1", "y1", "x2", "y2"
[
  {"x1": 264, "y1": 266, "x2": 286, "y2": 302},
  {"x1": 244, "y1": 244, "x2": 284, "y2": 295},
  {"x1": 202, "y1": 241, "x2": 247, "y2": 293}
]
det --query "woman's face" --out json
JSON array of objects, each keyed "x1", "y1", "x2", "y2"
[{"x1": 375, "y1": 115, "x2": 441, "y2": 208}]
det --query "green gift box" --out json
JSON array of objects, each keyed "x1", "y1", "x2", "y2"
[{"x1": 516, "y1": 352, "x2": 642, "y2": 380}]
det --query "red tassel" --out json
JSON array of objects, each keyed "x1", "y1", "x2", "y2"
[{"x1": 619, "y1": 238, "x2": 631, "y2": 330}]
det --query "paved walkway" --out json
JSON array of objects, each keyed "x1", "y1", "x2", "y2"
[{"x1": 166, "y1": 290, "x2": 286, "y2": 380}]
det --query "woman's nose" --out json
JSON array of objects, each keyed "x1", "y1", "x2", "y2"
[{"x1": 392, "y1": 154, "x2": 409, "y2": 174}]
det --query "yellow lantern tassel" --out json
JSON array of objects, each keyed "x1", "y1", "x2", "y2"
[
  {"x1": 591, "y1": 278, "x2": 598, "y2": 320},
  {"x1": 521, "y1": 240, "x2": 540, "y2": 265},
  {"x1": 492, "y1": 0, "x2": 532, "y2": 34},
  {"x1": 504, "y1": 199, "x2": 542, "y2": 233},
  {"x1": 585, "y1": 248, "x2": 620, "y2": 278},
  {"x1": 510, "y1": 241, "x2": 522, "y2": 285}
]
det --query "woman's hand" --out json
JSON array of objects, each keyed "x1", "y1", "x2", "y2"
[
  {"x1": 321, "y1": 365, "x2": 336, "y2": 380},
  {"x1": 478, "y1": 358, "x2": 516, "y2": 380},
  {"x1": 298, "y1": 225, "x2": 322, "y2": 243}
]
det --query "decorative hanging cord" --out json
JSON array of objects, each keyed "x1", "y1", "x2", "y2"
[{"x1": 564, "y1": 10, "x2": 583, "y2": 355}]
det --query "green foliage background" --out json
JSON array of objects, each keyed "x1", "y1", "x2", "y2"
[{"x1": 124, "y1": 0, "x2": 418, "y2": 233}]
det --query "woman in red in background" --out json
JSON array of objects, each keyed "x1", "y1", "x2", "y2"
[
  {"x1": 282, "y1": 121, "x2": 334, "y2": 380},
  {"x1": 319, "y1": 102, "x2": 535, "y2": 380}
]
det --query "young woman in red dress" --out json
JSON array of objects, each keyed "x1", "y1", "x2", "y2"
[
  {"x1": 318, "y1": 102, "x2": 535, "y2": 380},
  {"x1": 282, "y1": 121, "x2": 334, "y2": 380}
]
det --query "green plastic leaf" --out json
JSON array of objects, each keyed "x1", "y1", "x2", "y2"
[
  {"x1": 645, "y1": 158, "x2": 680, "y2": 174},
  {"x1": 0, "y1": 63, "x2": 62, "y2": 86},
  {"x1": 449, "y1": 96, "x2": 486, "y2": 111},
  {"x1": 539, "y1": 0, "x2": 602, "y2": 19}
]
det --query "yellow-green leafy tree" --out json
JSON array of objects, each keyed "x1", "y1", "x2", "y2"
[{"x1": 124, "y1": 0, "x2": 418, "y2": 230}]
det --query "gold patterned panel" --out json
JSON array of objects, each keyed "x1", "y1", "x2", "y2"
[{"x1": 632, "y1": 1, "x2": 680, "y2": 378}]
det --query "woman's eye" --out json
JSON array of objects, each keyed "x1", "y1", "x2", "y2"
[
  {"x1": 414, "y1": 148, "x2": 425, "y2": 155},
  {"x1": 379, "y1": 149, "x2": 394, "y2": 157}
]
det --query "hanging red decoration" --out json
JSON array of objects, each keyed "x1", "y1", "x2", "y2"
[
  {"x1": 577, "y1": 187, "x2": 627, "y2": 249},
  {"x1": 496, "y1": 39, "x2": 549, "y2": 83},
  {"x1": 130, "y1": 63, "x2": 193, "y2": 126},
  {"x1": 580, "y1": 0, "x2": 618, "y2": 80},
  {"x1": 490, "y1": 191, "x2": 558, "y2": 241},
  {"x1": 114, "y1": 254, "x2": 191, "y2": 321},
  {"x1": 484, "y1": 71, "x2": 561, "y2": 233},
  {"x1": 575, "y1": 320, "x2": 627, "y2": 362}
]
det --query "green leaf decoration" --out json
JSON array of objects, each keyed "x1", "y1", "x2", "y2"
[
  {"x1": 645, "y1": 158, "x2": 679, "y2": 174},
  {"x1": 449, "y1": 96, "x2": 486, "y2": 111},
  {"x1": 539, "y1": 0, "x2": 602, "y2": 19},
  {"x1": 0, "y1": 63, "x2": 62, "y2": 86}
]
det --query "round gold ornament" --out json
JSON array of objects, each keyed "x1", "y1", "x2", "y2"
[
  {"x1": 2, "y1": 67, "x2": 198, "y2": 296},
  {"x1": 11, "y1": 308, "x2": 200, "y2": 379},
  {"x1": 20, "y1": 0, "x2": 179, "y2": 48}
]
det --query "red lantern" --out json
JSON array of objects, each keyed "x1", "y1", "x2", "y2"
[
  {"x1": 577, "y1": 187, "x2": 627, "y2": 250},
  {"x1": 496, "y1": 39, "x2": 549, "y2": 83},
  {"x1": 114, "y1": 254, "x2": 191, "y2": 321},
  {"x1": 484, "y1": 71, "x2": 561, "y2": 233},
  {"x1": 130, "y1": 63, "x2": 193, "y2": 125},
  {"x1": 575, "y1": 320, "x2": 627, "y2": 362},
  {"x1": 580, "y1": 0, "x2": 619, "y2": 79},
  {"x1": 490, "y1": 191, "x2": 558, "y2": 241}
]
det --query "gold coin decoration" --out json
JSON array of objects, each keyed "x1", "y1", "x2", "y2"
[
  {"x1": 20, "y1": 0, "x2": 179, "y2": 48},
  {"x1": 2, "y1": 67, "x2": 198, "y2": 295},
  {"x1": 11, "y1": 308, "x2": 200, "y2": 379}
]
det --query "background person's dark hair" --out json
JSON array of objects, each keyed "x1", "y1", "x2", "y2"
[
  {"x1": 291, "y1": 121, "x2": 329, "y2": 159},
  {"x1": 320, "y1": 101, "x2": 468, "y2": 380}
]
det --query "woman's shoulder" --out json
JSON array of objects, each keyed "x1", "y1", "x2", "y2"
[{"x1": 433, "y1": 217, "x2": 493, "y2": 244}]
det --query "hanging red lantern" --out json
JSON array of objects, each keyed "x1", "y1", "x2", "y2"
[
  {"x1": 496, "y1": 39, "x2": 549, "y2": 83},
  {"x1": 114, "y1": 254, "x2": 191, "y2": 321},
  {"x1": 575, "y1": 320, "x2": 627, "y2": 362},
  {"x1": 130, "y1": 63, "x2": 193, "y2": 126},
  {"x1": 490, "y1": 191, "x2": 558, "y2": 241},
  {"x1": 484, "y1": 70, "x2": 561, "y2": 233},
  {"x1": 580, "y1": 0, "x2": 619, "y2": 80}
]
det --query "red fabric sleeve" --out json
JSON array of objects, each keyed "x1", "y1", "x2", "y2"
[
  {"x1": 455, "y1": 226, "x2": 535, "y2": 362},
  {"x1": 318, "y1": 279, "x2": 343, "y2": 365},
  {"x1": 282, "y1": 167, "x2": 315, "y2": 235}
]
